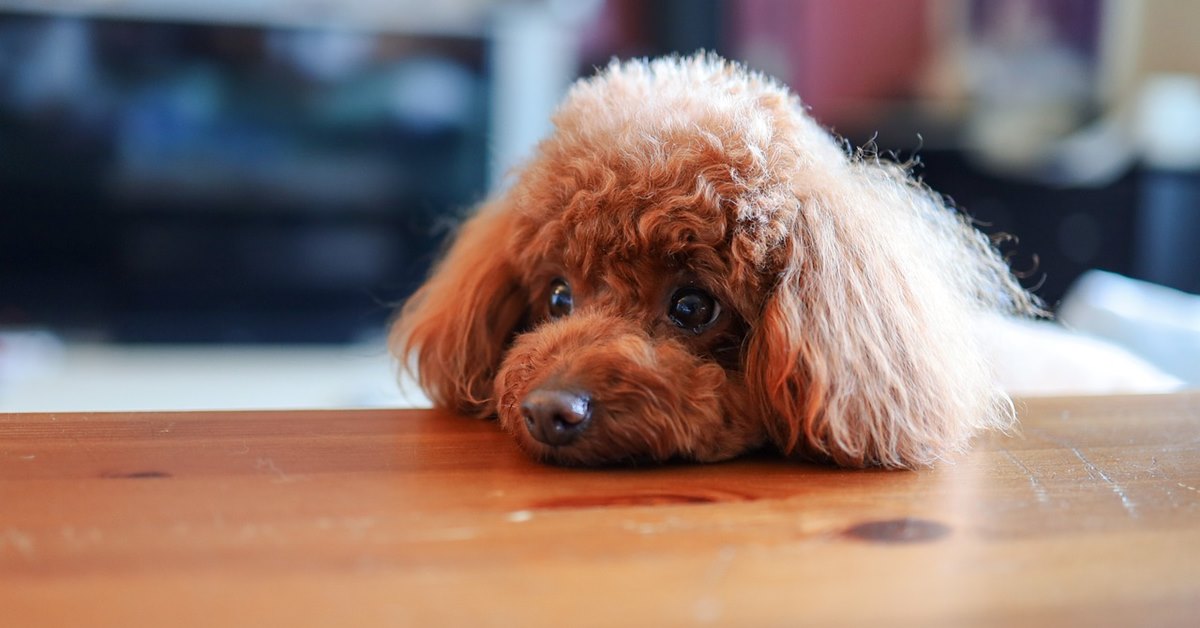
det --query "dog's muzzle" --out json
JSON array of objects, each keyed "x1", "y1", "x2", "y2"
[{"x1": 520, "y1": 388, "x2": 593, "y2": 446}]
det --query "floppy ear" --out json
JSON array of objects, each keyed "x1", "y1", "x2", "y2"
[
  {"x1": 389, "y1": 199, "x2": 528, "y2": 416},
  {"x1": 745, "y1": 163, "x2": 1032, "y2": 468}
]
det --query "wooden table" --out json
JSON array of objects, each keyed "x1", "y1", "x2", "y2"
[{"x1": 2, "y1": 393, "x2": 1198, "y2": 627}]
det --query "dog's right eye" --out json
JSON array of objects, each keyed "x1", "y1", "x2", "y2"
[{"x1": 548, "y1": 279, "x2": 573, "y2": 318}]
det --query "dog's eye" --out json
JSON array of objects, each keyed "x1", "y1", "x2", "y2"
[
  {"x1": 668, "y1": 288, "x2": 720, "y2": 333},
  {"x1": 548, "y1": 279, "x2": 573, "y2": 318}
]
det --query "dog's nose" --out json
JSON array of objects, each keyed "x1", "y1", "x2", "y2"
[{"x1": 520, "y1": 388, "x2": 592, "y2": 446}]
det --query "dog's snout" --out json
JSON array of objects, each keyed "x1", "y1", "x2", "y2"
[{"x1": 520, "y1": 388, "x2": 593, "y2": 446}]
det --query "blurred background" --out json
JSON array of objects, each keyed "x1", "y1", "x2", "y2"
[{"x1": 0, "y1": 0, "x2": 1196, "y2": 410}]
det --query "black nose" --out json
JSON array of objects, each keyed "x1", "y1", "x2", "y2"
[{"x1": 520, "y1": 388, "x2": 593, "y2": 446}]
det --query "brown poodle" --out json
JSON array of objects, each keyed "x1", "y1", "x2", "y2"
[{"x1": 390, "y1": 54, "x2": 1040, "y2": 468}]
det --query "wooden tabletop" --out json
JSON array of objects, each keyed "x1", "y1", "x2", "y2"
[{"x1": 2, "y1": 393, "x2": 1198, "y2": 627}]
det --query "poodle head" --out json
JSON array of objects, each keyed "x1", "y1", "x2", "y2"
[{"x1": 392, "y1": 54, "x2": 1037, "y2": 468}]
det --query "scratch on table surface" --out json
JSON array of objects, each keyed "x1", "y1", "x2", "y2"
[
  {"x1": 506, "y1": 510, "x2": 533, "y2": 523},
  {"x1": 1027, "y1": 427, "x2": 1139, "y2": 518},
  {"x1": 343, "y1": 517, "x2": 376, "y2": 539},
  {"x1": 621, "y1": 515, "x2": 687, "y2": 535},
  {"x1": 703, "y1": 545, "x2": 737, "y2": 586},
  {"x1": 255, "y1": 457, "x2": 296, "y2": 483},
  {"x1": 60, "y1": 525, "x2": 104, "y2": 545},
  {"x1": 692, "y1": 546, "x2": 736, "y2": 623},
  {"x1": 623, "y1": 520, "x2": 664, "y2": 535},
  {"x1": 1070, "y1": 447, "x2": 1139, "y2": 518},
  {"x1": 390, "y1": 525, "x2": 479, "y2": 543},
  {"x1": 1068, "y1": 447, "x2": 1098, "y2": 481},
  {"x1": 3, "y1": 528, "x2": 36, "y2": 559},
  {"x1": 693, "y1": 596, "x2": 722, "y2": 624},
  {"x1": 209, "y1": 503, "x2": 227, "y2": 529},
  {"x1": 1179, "y1": 482, "x2": 1199, "y2": 493},
  {"x1": 1002, "y1": 449, "x2": 1050, "y2": 504},
  {"x1": 418, "y1": 526, "x2": 478, "y2": 541},
  {"x1": 237, "y1": 523, "x2": 280, "y2": 541}
]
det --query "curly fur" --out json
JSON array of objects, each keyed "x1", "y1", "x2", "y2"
[{"x1": 391, "y1": 53, "x2": 1039, "y2": 469}]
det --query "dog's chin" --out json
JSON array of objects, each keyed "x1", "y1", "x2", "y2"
[
  {"x1": 514, "y1": 437, "x2": 659, "y2": 467},
  {"x1": 497, "y1": 406, "x2": 676, "y2": 467}
]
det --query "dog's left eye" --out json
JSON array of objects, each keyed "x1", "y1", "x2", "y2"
[
  {"x1": 548, "y1": 279, "x2": 573, "y2": 318},
  {"x1": 668, "y1": 288, "x2": 720, "y2": 333}
]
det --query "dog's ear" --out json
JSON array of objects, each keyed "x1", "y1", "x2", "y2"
[
  {"x1": 745, "y1": 165, "x2": 1029, "y2": 468},
  {"x1": 390, "y1": 199, "x2": 527, "y2": 416}
]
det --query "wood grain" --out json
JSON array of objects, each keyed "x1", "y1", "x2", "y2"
[{"x1": 2, "y1": 393, "x2": 1198, "y2": 627}]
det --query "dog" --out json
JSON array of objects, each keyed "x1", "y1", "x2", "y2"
[{"x1": 389, "y1": 53, "x2": 1046, "y2": 469}]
